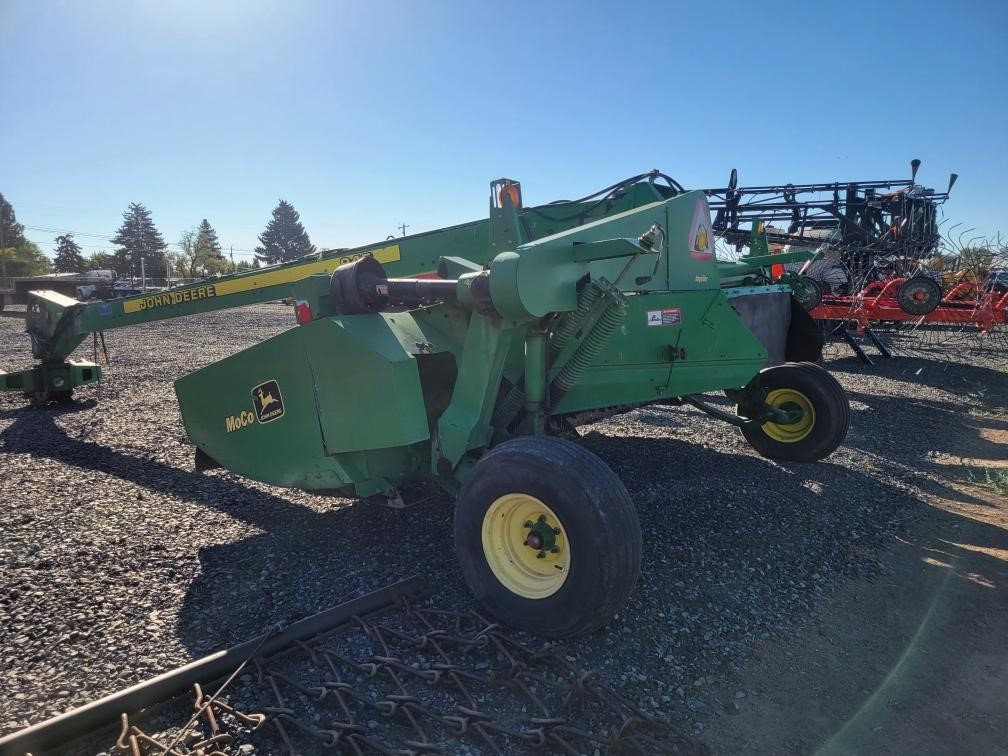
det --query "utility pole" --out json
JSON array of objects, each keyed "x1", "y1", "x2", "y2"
[
  {"x1": 0, "y1": 220, "x2": 6, "y2": 283},
  {"x1": 138, "y1": 225, "x2": 146, "y2": 292},
  {"x1": 398, "y1": 222, "x2": 409, "y2": 238}
]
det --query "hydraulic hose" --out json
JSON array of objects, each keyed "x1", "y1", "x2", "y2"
[{"x1": 529, "y1": 170, "x2": 685, "y2": 223}]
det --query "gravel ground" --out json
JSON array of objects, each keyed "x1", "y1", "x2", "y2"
[{"x1": 1, "y1": 304, "x2": 1005, "y2": 750}]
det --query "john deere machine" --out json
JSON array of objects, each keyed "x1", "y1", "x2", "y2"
[{"x1": 1, "y1": 171, "x2": 848, "y2": 637}]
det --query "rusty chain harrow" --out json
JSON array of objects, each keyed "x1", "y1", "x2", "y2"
[{"x1": 114, "y1": 600, "x2": 708, "y2": 755}]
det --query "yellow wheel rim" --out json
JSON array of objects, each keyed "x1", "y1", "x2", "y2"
[
  {"x1": 762, "y1": 388, "x2": 815, "y2": 443},
  {"x1": 481, "y1": 493, "x2": 570, "y2": 599}
]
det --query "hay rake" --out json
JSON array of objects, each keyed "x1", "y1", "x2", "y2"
[{"x1": 706, "y1": 161, "x2": 1008, "y2": 363}]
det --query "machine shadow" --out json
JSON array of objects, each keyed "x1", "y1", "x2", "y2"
[
  {"x1": 0, "y1": 405, "x2": 327, "y2": 534},
  {"x1": 0, "y1": 408, "x2": 462, "y2": 656},
  {"x1": 180, "y1": 430, "x2": 929, "y2": 673},
  {"x1": 0, "y1": 403, "x2": 939, "y2": 674},
  {"x1": 542, "y1": 425, "x2": 935, "y2": 672}
]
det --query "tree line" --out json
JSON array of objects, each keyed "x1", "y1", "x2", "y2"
[{"x1": 0, "y1": 191, "x2": 316, "y2": 279}]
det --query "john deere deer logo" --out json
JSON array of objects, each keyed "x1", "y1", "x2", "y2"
[
  {"x1": 257, "y1": 387, "x2": 277, "y2": 410},
  {"x1": 251, "y1": 380, "x2": 285, "y2": 424}
]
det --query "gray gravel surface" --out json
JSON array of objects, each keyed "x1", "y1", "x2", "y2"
[{"x1": 1, "y1": 304, "x2": 1005, "y2": 750}]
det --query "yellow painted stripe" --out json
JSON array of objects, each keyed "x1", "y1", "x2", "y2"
[
  {"x1": 214, "y1": 245, "x2": 401, "y2": 296},
  {"x1": 122, "y1": 245, "x2": 401, "y2": 314}
]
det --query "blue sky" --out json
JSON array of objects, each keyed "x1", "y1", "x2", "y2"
[{"x1": 2, "y1": 0, "x2": 1006, "y2": 262}]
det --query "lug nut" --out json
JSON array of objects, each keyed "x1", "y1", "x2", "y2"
[
  {"x1": 537, "y1": 514, "x2": 546, "y2": 523},
  {"x1": 550, "y1": 546, "x2": 560, "y2": 553},
  {"x1": 553, "y1": 527, "x2": 561, "y2": 535},
  {"x1": 537, "y1": 550, "x2": 546, "y2": 559},
  {"x1": 523, "y1": 520, "x2": 533, "y2": 529}
]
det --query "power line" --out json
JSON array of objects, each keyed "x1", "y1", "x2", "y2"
[
  {"x1": 25, "y1": 234, "x2": 263, "y2": 258},
  {"x1": 23, "y1": 220, "x2": 350, "y2": 260},
  {"x1": 23, "y1": 225, "x2": 118, "y2": 241},
  {"x1": 22, "y1": 223, "x2": 262, "y2": 257}
]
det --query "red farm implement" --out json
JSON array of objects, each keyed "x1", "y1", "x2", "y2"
[
  {"x1": 811, "y1": 278, "x2": 1008, "y2": 333},
  {"x1": 705, "y1": 159, "x2": 1008, "y2": 362}
]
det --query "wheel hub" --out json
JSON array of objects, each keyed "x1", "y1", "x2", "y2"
[
  {"x1": 481, "y1": 494, "x2": 570, "y2": 599},
  {"x1": 897, "y1": 276, "x2": 942, "y2": 316},
  {"x1": 523, "y1": 515, "x2": 559, "y2": 555},
  {"x1": 761, "y1": 388, "x2": 815, "y2": 443}
]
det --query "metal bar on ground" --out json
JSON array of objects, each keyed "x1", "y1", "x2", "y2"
[
  {"x1": 840, "y1": 329, "x2": 873, "y2": 365},
  {"x1": 864, "y1": 326, "x2": 893, "y2": 358},
  {"x1": 0, "y1": 576, "x2": 428, "y2": 756}
]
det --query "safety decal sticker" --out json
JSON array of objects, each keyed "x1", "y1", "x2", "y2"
[
  {"x1": 647, "y1": 308, "x2": 681, "y2": 326},
  {"x1": 688, "y1": 197, "x2": 714, "y2": 262}
]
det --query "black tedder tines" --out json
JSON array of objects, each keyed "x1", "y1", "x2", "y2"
[{"x1": 110, "y1": 599, "x2": 708, "y2": 756}]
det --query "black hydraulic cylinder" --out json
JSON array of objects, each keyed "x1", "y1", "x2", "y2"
[{"x1": 0, "y1": 576, "x2": 428, "y2": 756}]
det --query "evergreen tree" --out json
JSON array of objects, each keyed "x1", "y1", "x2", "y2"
[
  {"x1": 110, "y1": 202, "x2": 167, "y2": 277},
  {"x1": 0, "y1": 192, "x2": 27, "y2": 249},
  {"x1": 53, "y1": 233, "x2": 86, "y2": 273},
  {"x1": 196, "y1": 218, "x2": 222, "y2": 256},
  {"x1": 196, "y1": 218, "x2": 227, "y2": 275},
  {"x1": 255, "y1": 200, "x2": 315, "y2": 265},
  {"x1": 180, "y1": 221, "x2": 228, "y2": 279}
]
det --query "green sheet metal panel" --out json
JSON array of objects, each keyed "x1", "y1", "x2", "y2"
[
  {"x1": 174, "y1": 316, "x2": 431, "y2": 490},
  {"x1": 303, "y1": 315, "x2": 430, "y2": 455},
  {"x1": 662, "y1": 191, "x2": 721, "y2": 292},
  {"x1": 552, "y1": 290, "x2": 767, "y2": 414},
  {"x1": 175, "y1": 325, "x2": 337, "y2": 489}
]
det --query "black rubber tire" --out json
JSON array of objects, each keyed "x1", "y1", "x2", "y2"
[
  {"x1": 897, "y1": 275, "x2": 942, "y2": 315},
  {"x1": 739, "y1": 362, "x2": 849, "y2": 463},
  {"x1": 454, "y1": 436, "x2": 641, "y2": 639}
]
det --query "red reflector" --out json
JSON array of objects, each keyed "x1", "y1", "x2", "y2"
[{"x1": 295, "y1": 300, "x2": 312, "y2": 325}]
